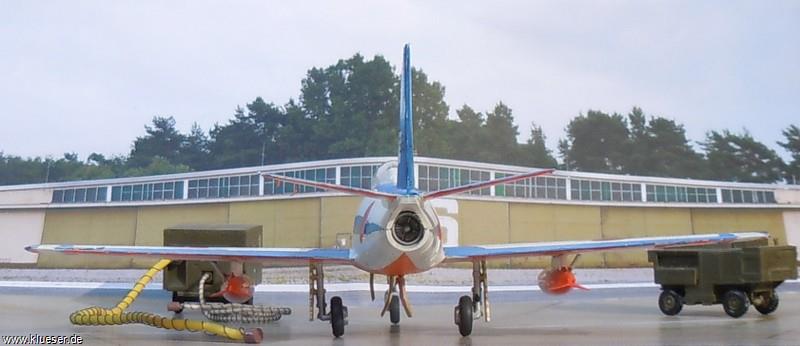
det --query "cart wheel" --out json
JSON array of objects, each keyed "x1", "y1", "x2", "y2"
[
  {"x1": 754, "y1": 292, "x2": 779, "y2": 315},
  {"x1": 722, "y1": 290, "x2": 749, "y2": 318},
  {"x1": 170, "y1": 292, "x2": 185, "y2": 313},
  {"x1": 390, "y1": 295, "x2": 401, "y2": 324},
  {"x1": 658, "y1": 289, "x2": 683, "y2": 316}
]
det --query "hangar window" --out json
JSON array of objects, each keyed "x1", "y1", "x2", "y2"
[
  {"x1": 495, "y1": 173, "x2": 567, "y2": 200},
  {"x1": 647, "y1": 185, "x2": 717, "y2": 203},
  {"x1": 121, "y1": 186, "x2": 132, "y2": 201},
  {"x1": 231, "y1": 175, "x2": 258, "y2": 196},
  {"x1": 132, "y1": 185, "x2": 143, "y2": 200},
  {"x1": 720, "y1": 189, "x2": 775, "y2": 204},
  {"x1": 52, "y1": 190, "x2": 64, "y2": 203},
  {"x1": 94, "y1": 187, "x2": 106, "y2": 202},
  {"x1": 109, "y1": 181, "x2": 183, "y2": 202},
  {"x1": 74, "y1": 188, "x2": 86, "y2": 202},
  {"x1": 51, "y1": 186, "x2": 108, "y2": 204},
  {"x1": 173, "y1": 181, "x2": 184, "y2": 199},
  {"x1": 472, "y1": 170, "x2": 491, "y2": 196},
  {"x1": 732, "y1": 189, "x2": 743, "y2": 203},
  {"x1": 743, "y1": 190, "x2": 753, "y2": 203},
  {"x1": 570, "y1": 179, "x2": 640, "y2": 202},
  {"x1": 418, "y1": 165, "x2": 491, "y2": 196},
  {"x1": 190, "y1": 174, "x2": 261, "y2": 199},
  {"x1": 64, "y1": 189, "x2": 76, "y2": 202},
  {"x1": 264, "y1": 168, "x2": 337, "y2": 195},
  {"x1": 494, "y1": 173, "x2": 520, "y2": 197},
  {"x1": 339, "y1": 165, "x2": 378, "y2": 190}
]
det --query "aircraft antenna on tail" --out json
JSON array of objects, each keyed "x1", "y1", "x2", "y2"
[{"x1": 396, "y1": 44, "x2": 415, "y2": 194}]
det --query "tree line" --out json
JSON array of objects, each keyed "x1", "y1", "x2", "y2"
[{"x1": 1, "y1": 53, "x2": 798, "y2": 186}]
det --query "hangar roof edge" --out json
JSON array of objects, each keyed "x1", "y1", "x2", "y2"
[{"x1": 0, "y1": 156, "x2": 797, "y2": 192}]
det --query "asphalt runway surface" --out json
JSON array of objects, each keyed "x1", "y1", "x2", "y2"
[{"x1": 1, "y1": 283, "x2": 798, "y2": 345}]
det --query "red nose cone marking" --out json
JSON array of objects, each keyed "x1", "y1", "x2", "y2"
[{"x1": 381, "y1": 253, "x2": 419, "y2": 276}]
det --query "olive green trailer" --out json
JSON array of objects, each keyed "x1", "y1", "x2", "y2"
[
  {"x1": 163, "y1": 224, "x2": 263, "y2": 305},
  {"x1": 648, "y1": 244, "x2": 797, "y2": 318}
]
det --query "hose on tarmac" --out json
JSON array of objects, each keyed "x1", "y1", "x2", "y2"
[
  {"x1": 183, "y1": 272, "x2": 290, "y2": 323},
  {"x1": 68, "y1": 259, "x2": 263, "y2": 343}
]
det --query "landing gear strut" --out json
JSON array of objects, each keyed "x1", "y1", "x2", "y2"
[
  {"x1": 381, "y1": 275, "x2": 412, "y2": 325},
  {"x1": 455, "y1": 260, "x2": 489, "y2": 336},
  {"x1": 309, "y1": 263, "x2": 348, "y2": 337}
]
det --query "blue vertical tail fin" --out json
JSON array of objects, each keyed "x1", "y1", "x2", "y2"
[{"x1": 396, "y1": 44, "x2": 415, "y2": 194}]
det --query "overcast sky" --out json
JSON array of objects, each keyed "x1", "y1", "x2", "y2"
[{"x1": 1, "y1": 1, "x2": 798, "y2": 161}]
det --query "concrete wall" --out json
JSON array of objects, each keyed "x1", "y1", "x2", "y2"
[
  {"x1": 776, "y1": 189, "x2": 800, "y2": 204},
  {"x1": 39, "y1": 208, "x2": 138, "y2": 268},
  {"x1": 0, "y1": 189, "x2": 52, "y2": 205},
  {"x1": 783, "y1": 211, "x2": 800, "y2": 260},
  {"x1": 22, "y1": 196, "x2": 794, "y2": 268},
  {"x1": 0, "y1": 210, "x2": 45, "y2": 264},
  {"x1": 33, "y1": 197, "x2": 361, "y2": 268},
  {"x1": 451, "y1": 201, "x2": 788, "y2": 268},
  {"x1": 508, "y1": 204, "x2": 604, "y2": 268},
  {"x1": 132, "y1": 203, "x2": 230, "y2": 267}
]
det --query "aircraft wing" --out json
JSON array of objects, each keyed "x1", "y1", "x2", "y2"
[
  {"x1": 26, "y1": 244, "x2": 353, "y2": 265},
  {"x1": 442, "y1": 232, "x2": 767, "y2": 262}
]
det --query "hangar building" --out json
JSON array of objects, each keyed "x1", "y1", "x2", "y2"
[{"x1": 1, "y1": 156, "x2": 799, "y2": 268}]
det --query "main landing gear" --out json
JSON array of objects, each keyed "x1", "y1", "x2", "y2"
[
  {"x1": 455, "y1": 260, "x2": 490, "y2": 337},
  {"x1": 309, "y1": 263, "x2": 348, "y2": 337}
]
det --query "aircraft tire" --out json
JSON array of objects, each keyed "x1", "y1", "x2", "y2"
[
  {"x1": 456, "y1": 295, "x2": 473, "y2": 336},
  {"x1": 390, "y1": 295, "x2": 401, "y2": 324},
  {"x1": 330, "y1": 296, "x2": 345, "y2": 337}
]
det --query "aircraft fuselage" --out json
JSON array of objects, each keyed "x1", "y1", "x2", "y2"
[{"x1": 350, "y1": 164, "x2": 445, "y2": 275}]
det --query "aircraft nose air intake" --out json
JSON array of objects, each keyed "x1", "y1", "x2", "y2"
[{"x1": 392, "y1": 211, "x2": 424, "y2": 246}]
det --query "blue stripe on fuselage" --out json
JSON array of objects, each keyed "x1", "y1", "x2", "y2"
[{"x1": 353, "y1": 215, "x2": 384, "y2": 236}]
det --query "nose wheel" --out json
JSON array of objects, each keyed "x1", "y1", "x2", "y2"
[
  {"x1": 389, "y1": 295, "x2": 401, "y2": 324},
  {"x1": 381, "y1": 275, "x2": 412, "y2": 325}
]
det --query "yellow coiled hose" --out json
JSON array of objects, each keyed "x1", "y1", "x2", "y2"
[{"x1": 69, "y1": 259, "x2": 262, "y2": 343}]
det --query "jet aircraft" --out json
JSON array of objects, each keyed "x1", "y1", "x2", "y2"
[{"x1": 27, "y1": 44, "x2": 766, "y2": 338}]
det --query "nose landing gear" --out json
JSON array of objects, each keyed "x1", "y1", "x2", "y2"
[{"x1": 381, "y1": 275, "x2": 412, "y2": 325}]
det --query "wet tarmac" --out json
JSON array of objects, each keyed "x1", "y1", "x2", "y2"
[{"x1": 0, "y1": 283, "x2": 798, "y2": 345}]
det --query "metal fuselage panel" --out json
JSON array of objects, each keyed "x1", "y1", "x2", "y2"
[{"x1": 350, "y1": 177, "x2": 444, "y2": 275}]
